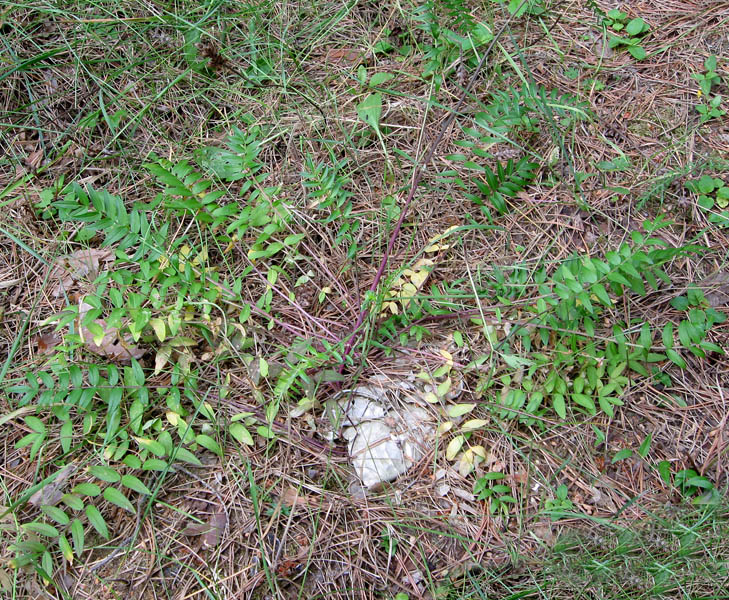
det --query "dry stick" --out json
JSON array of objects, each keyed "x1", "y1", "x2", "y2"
[{"x1": 340, "y1": 16, "x2": 518, "y2": 366}]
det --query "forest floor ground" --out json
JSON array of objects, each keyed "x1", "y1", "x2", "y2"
[{"x1": 1, "y1": 1, "x2": 729, "y2": 599}]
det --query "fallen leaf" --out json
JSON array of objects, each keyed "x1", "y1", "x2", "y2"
[
  {"x1": 700, "y1": 270, "x2": 729, "y2": 307},
  {"x1": 25, "y1": 149, "x2": 44, "y2": 170},
  {"x1": 280, "y1": 486, "x2": 317, "y2": 508},
  {"x1": 424, "y1": 225, "x2": 460, "y2": 252},
  {"x1": 35, "y1": 332, "x2": 62, "y2": 355},
  {"x1": 0, "y1": 566, "x2": 12, "y2": 593},
  {"x1": 458, "y1": 448, "x2": 476, "y2": 476},
  {"x1": 29, "y1": 463, "x2": 78, "y2": 507},
  {"x1": 325, "y1": 48, "x2": 362, "y2": 66},
  {"x1": 51, "y1": 249, "x2": 114, "y2": 298},
  {"x1": 202, "y1": 509, "x2": 227, "y2": 548},
  {"x1": 461, "y1": 419, "x2": 489, "y2": 431},
  {"x1": 446, "y1": 403, "x2": 476, "y2": 418},
  {"x1": 446, "y1": 435, "x2": 465, "y2": 461},
  {"x1": 78, "y1": 300, "x2": 145, "y2": 362}
]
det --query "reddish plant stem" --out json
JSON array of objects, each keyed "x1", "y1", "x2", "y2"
[{"x1": 339, "y1": 19, "x2": 514, "y2": 367}]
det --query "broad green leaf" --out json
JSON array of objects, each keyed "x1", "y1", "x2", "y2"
[
  {"x1": 678, "y1": 320, "x2": 692, "y2": 347},
  {"x1": 22, "y1": 522, "x2": 59, "y2": 537},
  {"x1": 121, "y1": 474, "x2": 151, "y2": 495},
  {"x1": 552, "y1": 394, "x2": 566, "y2": 419},
  {"x1": 666, "y1": 349, "x2": 687, "y2": 368},
  {"x1": 446, "y1": 403, "x2": 476, "y2": 418},
  {"x1": 572, "y1": 393, "x2": 596, "y2": 413},
  {"x1": 25, "y1": 416, "x2": 46, "y2": 434},
  {"x1": 142, "y1": 458, "x2": 169, "y2": 471},
  {"x1": 196, "y1": 434, "x2": 223, "y2": 457},
  {"x1": 598, "y1": 395, "x2": 615, "y2": 417},
  {"x1": 257, "y1": 425, "x2": 276, "y2": 439},
  {"x1": 638, "y1": 433, "x2": 652, "y2": 458},
  {"x1": 259, "y1": 357, "x2": 269, "y2": 378},
  {"x1": 61, "y1": 494, "x2": 84, "y2": 511},
  {"x1": 612, "y1": 448, "x2": 633, "y2": 463},
  {"x1": 369, "y1": 72, "x2": 394, "y2": 87},
  {"x1": 436, "y1": 377, "x2": 452, "y2": 398},
  {"x1": 172, "y1": 447, "x2": 202, "y2": 465},
  {"x1": 41, "y1": 505, "x2": 70, "y2": 526},
  {"x1": 356, "y1": 93, "x2": 382, "y2": 131},
  {"x1": 60, "y1": 420, "x2": 73, "y2": 454},
  {"x1": 628, "y1": 45, "x2": 646, "y2": 60},
  {"x1": 85, "y1": 505, "x2": 109, "y2": 539},
  {"x1": 58, "y1": 534, "x2": 73, "y2": 564},
  {"x1": 72, "y1": 483, "x2": 101, "y2": 497},
  {"x1": 592, "y1": 424, "x2": 606, "y2": 446},
  {"x1": 502, "y1": 354, "x2": 534, "y2": 369},
  {"x1": 625, "y1": 17, "x2": 648, "y2": 36},
  {"x1": 71, "y1": 519, "x2": 84, "y2": 558},
  {"x1": 229, "y1": 423, "x2": 254, "y2": 445},
  {"x1": 697, "y1": 175, "x2": 716, "y2": 194},
  {"x1": 686, "y1": 476, "x2": 713, "y2": 489},
  {"x1": 639, "y1": 322, "x2": 652, "y2": 350},
  {"x1": 134, "y1": 436, "x2": 167, "y2": 457},
  {"x1": 283, "y1": 233, "x2": 306, "y2": 246},
  {"x1": 662, "y1": 322, "x2": 674, "y2": 349},
  {"x1": 103, "y1": 487, "x2": 136, "y2": 514},
  {"x1": 89, "y1": 465, "x2": 121, "y2": 483},
  {"x1": 591, "y1": 283, "x2": 612, "y2": 307},
  {"x1": 123, "y1": 454, "x2": 142, "y2": 469}
]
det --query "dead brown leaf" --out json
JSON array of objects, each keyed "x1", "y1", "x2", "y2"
[
  {"x1": 29, "y1": 463, "x2": 78, "y2": 507},
  {"x1": 281, "y1": 485, "x2": 313, "y2": 508},
  {"x1": 34, "y1": 332, "x2": 62, "y2": 355},
  {"x1": 182, "y1": 509, "x2": 228, "y2": 549},
  {"x1": 202, "y1": 509, "x2": 228, "y2": 548},
  {"x1": 699, "y1": 270, "x2": 729, "y2": 307},
  {"x1": 24, "y1": 149, "x2": 43, "y2": 170},
  {"x1": 50, "y1": 248, "x2": 115, "y2": 298},
  {"x1": 78, "y1": 300, "x2": 145, "y2": 362},
  {"x1": 325, "y1": 48, "x2": 363, "y2": 66}
]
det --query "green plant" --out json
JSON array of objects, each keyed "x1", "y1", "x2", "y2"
[
  {"x1": 412, "y1": 0, "x2": 494, "y2": 82},
  {"x1": 607, "y1": 16, "x2": 650, "y2": 60},
  {"x1": 474, "y1": 471, "x2": 517, "y2": 515},
  {"x1": 667, "y1": 285, "x2": 726, "y2": 362},
  {"x1": 5, "y1": 124, "x2": 345, "y2": 582},
  {"x1": 603, "y1": 9, "x2": 629, "y2": 31},
  {"x1": 444, "y1": 82, "x2": 590, "y2": 218},
  {"x1": 695, "y1": 94, "x2": 726, "y2": 123},
  {"x1": 380, "y1": 526, "x2": 399, "y2": 556},
  {"x1": 302, "y1": 156, "x2": 359, "y2": 259},
  {"x1": 491, "y1": 0, "x2": 546, "y2": 18},
  {"x1": 544, "y1": 483, "x2": 574, "y2": 520},
  {"x1": 686, "y1": 174, "x2": 729, "y2": 227},
  {"x1": 468, "y1": 217, "x2": 714, "y2": 421},
  {"x1": 693, "y1": 55, "x2": 721, "y2": 97},
  {"x1": 656, "y1": 461, "x2": 722, "y2": 505}
]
